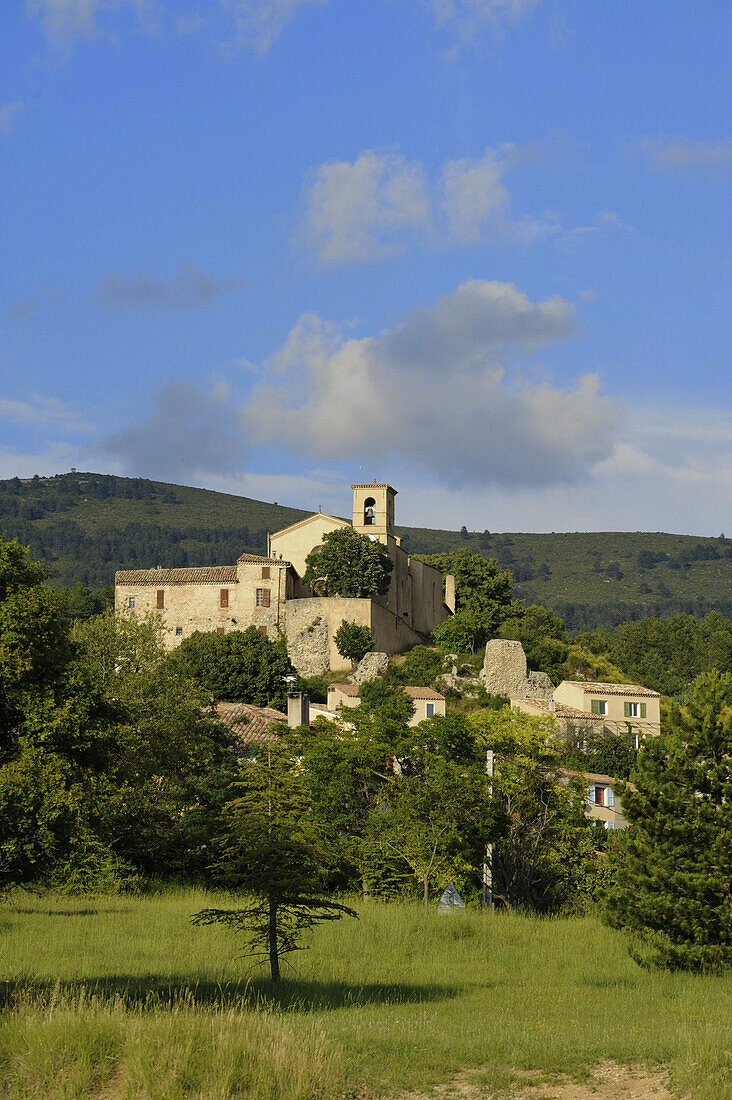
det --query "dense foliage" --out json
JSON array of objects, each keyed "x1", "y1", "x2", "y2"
[
  {"x1": 334, "y1": 620, "x2": 375, "y2": 666},
  {"x1": 304, "y1": 527, "x2": 393, "y2": 598},
  {"x1": 0, "y1": 538, "x2": 237, "y2": 890},
  {"x1": 577, "y1": 612, "x2": 732, "y2": 696},
  {"x1": 604, "y1": 672, "x2": 732, "y2": 971},
  {"x1": 171, "y1": 627, "x2": 295, "y2": 709}
]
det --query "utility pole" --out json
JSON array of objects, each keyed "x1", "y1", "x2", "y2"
[{"x1": 483, "y1": 749, "x2": 494, "y2": 911}]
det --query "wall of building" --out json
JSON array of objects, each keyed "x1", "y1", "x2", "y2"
[
  {"x1": 554, "y1": 682, "x2": 661, "y2": 736},
  {"x1": 115, "y1": 562, "x2": 287, "y2": 649},
  {"x1": 269, "y1": 513, "x2": 349, "y2": 579},
  {"x1": 408, "y1": 556, "x2": 450, "y2": 634}
]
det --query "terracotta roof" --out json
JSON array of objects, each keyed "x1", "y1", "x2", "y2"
[
  {"x1": 116, "y1": 566, "x2": 237, "y2": 586},
  {"x1": 517, "y1": 698, "x2": 604, "y2": 720},
  {"x1": 567, "y1": 681, "x2": 660, "y2": 697},
  {"x1": 402, "y1": 686, "x2": 446, "y2": 701},
  {"x1": 237, "y1": 553, "x2": 291, "y2": 566},
  {"x1": 329, "y1": 683, "x2": 445, "y2": 702},
  {"x1": 212, "y1": 701, "x2": 287, "y2": 745},
  {"x1": 329, "y1": 683, "x2": 361, "y2": 697}
]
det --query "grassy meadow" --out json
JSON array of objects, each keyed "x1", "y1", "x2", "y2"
[{"x1": 0, "y1": 890, "x2": 729, "y2": 1099}]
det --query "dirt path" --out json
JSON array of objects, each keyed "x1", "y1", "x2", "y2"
[{"x1": 398, "y1": 1061, "x2": 676, "y2": 1100}]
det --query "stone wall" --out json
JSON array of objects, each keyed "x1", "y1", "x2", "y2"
[
  {"x1": 115, "y1": 560, "x2": 287, "y2": 649},
  {"x1": 480, "y1": 639, "x2": 553, "y2": 700}
]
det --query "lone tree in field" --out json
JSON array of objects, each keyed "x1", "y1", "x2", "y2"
[
  {"x1": 334, "y1": 619, "x2": 374, "y2": 667},
  {"x1": 193, "y1": 741, "x2": 356, "y2": 982},
  {"x1": 605, "y1": 671, "x2": 732, "y2": 972},
  {"x1": 304, "y1": 527, "x2": 393, "y2": 598}
]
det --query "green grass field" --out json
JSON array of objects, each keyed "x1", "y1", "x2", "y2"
[{"x1": 1, "y1": 890, "x2": 729, "y2": 1099}]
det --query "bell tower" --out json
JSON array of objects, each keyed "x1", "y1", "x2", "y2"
[{"x1": 351, "y1": 482, "x2": 396, "y2": 541}]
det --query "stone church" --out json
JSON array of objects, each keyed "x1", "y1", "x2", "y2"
[{"x1": 115, "y1": 482, "x2": 454, "y2": 674}]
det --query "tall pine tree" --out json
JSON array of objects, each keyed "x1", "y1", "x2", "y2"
[{"x1": 605, "y1": 671, "x2": 732, "y2": 971}]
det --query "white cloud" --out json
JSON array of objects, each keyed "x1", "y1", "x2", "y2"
[
  {"x1": 634, "y1": 137, "x2": 732, "y2": 175},
  {"x1": 299, "y1": 149, "x2": 430, "y2": 263},
  {"x1": 243, "y1": 279, "x2": 615, "y2": 488},
  {"x1": 299, "y1": 144, "x2": 565, "y2": 262},
  {"x1": 0, "y1": 393, "x2": 93, "y2": 433},
  {"x1": 224, "y1": 0, "x2": 324, "y2": 54},
  {"x1": 0, "y1": 102, "x2": 23, "y2": 136},
  {"x1": 430, "y1": 0, "x2": 541, "y2": 48},
  {"x1": 26, "y1": 0, "x2": 159, "y2": 46},
  {"x1": 440, "y1": 149, "x2": 509, "y2": 243}
]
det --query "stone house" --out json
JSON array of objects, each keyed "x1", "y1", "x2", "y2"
[
  {"x1": 326, "y1": 683, "x2": 447, "y2": 726},
  {"x1": 115, "y1": 481, "x2": 454, "y2": 675}
]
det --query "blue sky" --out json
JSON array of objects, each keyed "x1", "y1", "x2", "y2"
[{"x1": 0, "y1": 0, "x2": 729, "y2": 533}]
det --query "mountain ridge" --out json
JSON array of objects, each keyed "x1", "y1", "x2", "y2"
[{"x1": 2, "y1": 471, "x2": 730, "y2": 631}]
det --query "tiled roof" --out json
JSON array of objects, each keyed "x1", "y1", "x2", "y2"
[
  {"x1": 518, "y1": 698, "x2": 604, "y2": 720},
  {"x1": 212, "y1": 701, "x2": 287, "y2": 744},
  {"x1": 568, "y1": 681, "x2": 660, "y2": 697},
  {"x1": 116, "y1": 566, "x2": 237, "y2": 586},
  {"x1": 237, "y1": 553, "x2": 291, "y2": 566},
  {"x1": 402, "y1": 686, "x2": 446, "y2": 701},
  {"x1": 269, "y1": 512, "x2": 349, "y2": 539},
  {"x1": 561, "y1": 768, "x2": 636, "y2": 791},
  {"x1": 329, "y1": 683, "x2": 361, "y2": 697},
  {"x1": 329, "y1": 683, "x2": 445, "y2": 702}
]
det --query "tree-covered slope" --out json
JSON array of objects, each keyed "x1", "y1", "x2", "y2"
[{"x1": 1, "y1": 472, "x2": 730, "y2": 631}]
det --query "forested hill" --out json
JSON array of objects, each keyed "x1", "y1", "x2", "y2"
[{"x1": 1, "y1": 471, "x2": 730, "y2": 631}]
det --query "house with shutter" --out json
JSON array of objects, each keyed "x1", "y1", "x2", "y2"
[
  {"x1": 114, "y1": 480, "x2": 454, "y2": 673},
  {"x1": 551, "y1": 680, "x2": 661, "y2": 741}
]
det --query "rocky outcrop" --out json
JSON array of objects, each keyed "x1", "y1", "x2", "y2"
[
  {"x1": 480, "y1": 639, "x2": 552, "y2": 701},
  {"x1": 285, "y1": 606, "x2": 330, "y2": 676},
  {"x1": 353, "y1": 651, "x2": 389, "y2": 684}
]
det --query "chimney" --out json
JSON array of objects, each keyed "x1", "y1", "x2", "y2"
[{"x1": 287, "y1": 691, "x2": 310, "y2": 729}]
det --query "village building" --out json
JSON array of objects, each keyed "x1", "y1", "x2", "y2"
[
  {"x1": 326, "y1": 683, "x2": 447, "y2": 726},
  {"x1": 115, "y1": 481, "x2": 454, "y2": 674}
]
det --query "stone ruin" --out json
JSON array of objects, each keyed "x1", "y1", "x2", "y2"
[
  {"x1": 353, "y1": 651, "x2": 389, "y2": 684},
  {"x1": 479, "y1": 639, "x2": 553, "y2": 700}
]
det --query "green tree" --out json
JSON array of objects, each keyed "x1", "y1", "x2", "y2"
[
  {"x1": 471, "y1": 708, "x2": 597, "y2": 912},
  {"x1": 334, "y1": 620, "x2": 374, "y2": 667},
  {"x1": 416, "y1": 550, "x2": 512, "y2": 629},
  {"x1": 192, "y1": 742, "x2": 357, "y2": 981},
  {"x1": 72, "y1": 610, "x2": 238, "y2": 879},
  {"x1": 604, "y1": 672, "x2": 732, "y2": 972},
  {"x1": 304, "y1": 527, "x2": 393, "y2": 598},
  {"x1": 364, "y1": 751, "x2": 491, "y2": 906},
  {"x1": 172, "y1": 627, "x2": 295, "y2": 708},
  {"x1": 433, "y1": 609, "x2": 485, "y2": 654}
]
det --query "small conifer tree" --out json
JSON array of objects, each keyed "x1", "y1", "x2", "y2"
[{"x1": 193, "y1": 742, "x2": 356, "y2": 982}]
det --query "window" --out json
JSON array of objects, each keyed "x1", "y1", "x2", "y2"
[
  {"x1": 156, "y1": 590, "x2": 165, "y2": 609},
  {"x1": 604, "y1": 821, "x2": 615, "y2": 831},
  {"x1": 588, "y1": 784, "x2": 608, "y2": 806},
  {"x1": 425, "y1": 702, "x2": 435, "y2": 718},
  {"x1": 255, "y1": 588, "x2": 271, "y2": 608},
  {"x1": 590, "y1": 699, "x2": 607, "y2": 716},
  {"x1": 128, "y1": 596, "x2": 135, "y2": 609},
  {"x1": 259, "y1": 626, "x2": 267, "y2": 637},
  {"x1": 216, "y1": 627, "x2": 225, "y2": 634},
  {"x1": 363, "y1": 496, "x2": 376, "y2": 526},
  {"x1": 261, "y1": 566, "x2": 270, "y2": 579},
  {"x1": 219, "y1": 588, "x2": 229, "y2": 609},
  {"x1": 175, "y1": 627, "x2": 183, "y2": 636},
  {"x1": 625, "y1": 701, "x2": 639, "y2": 718}
]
